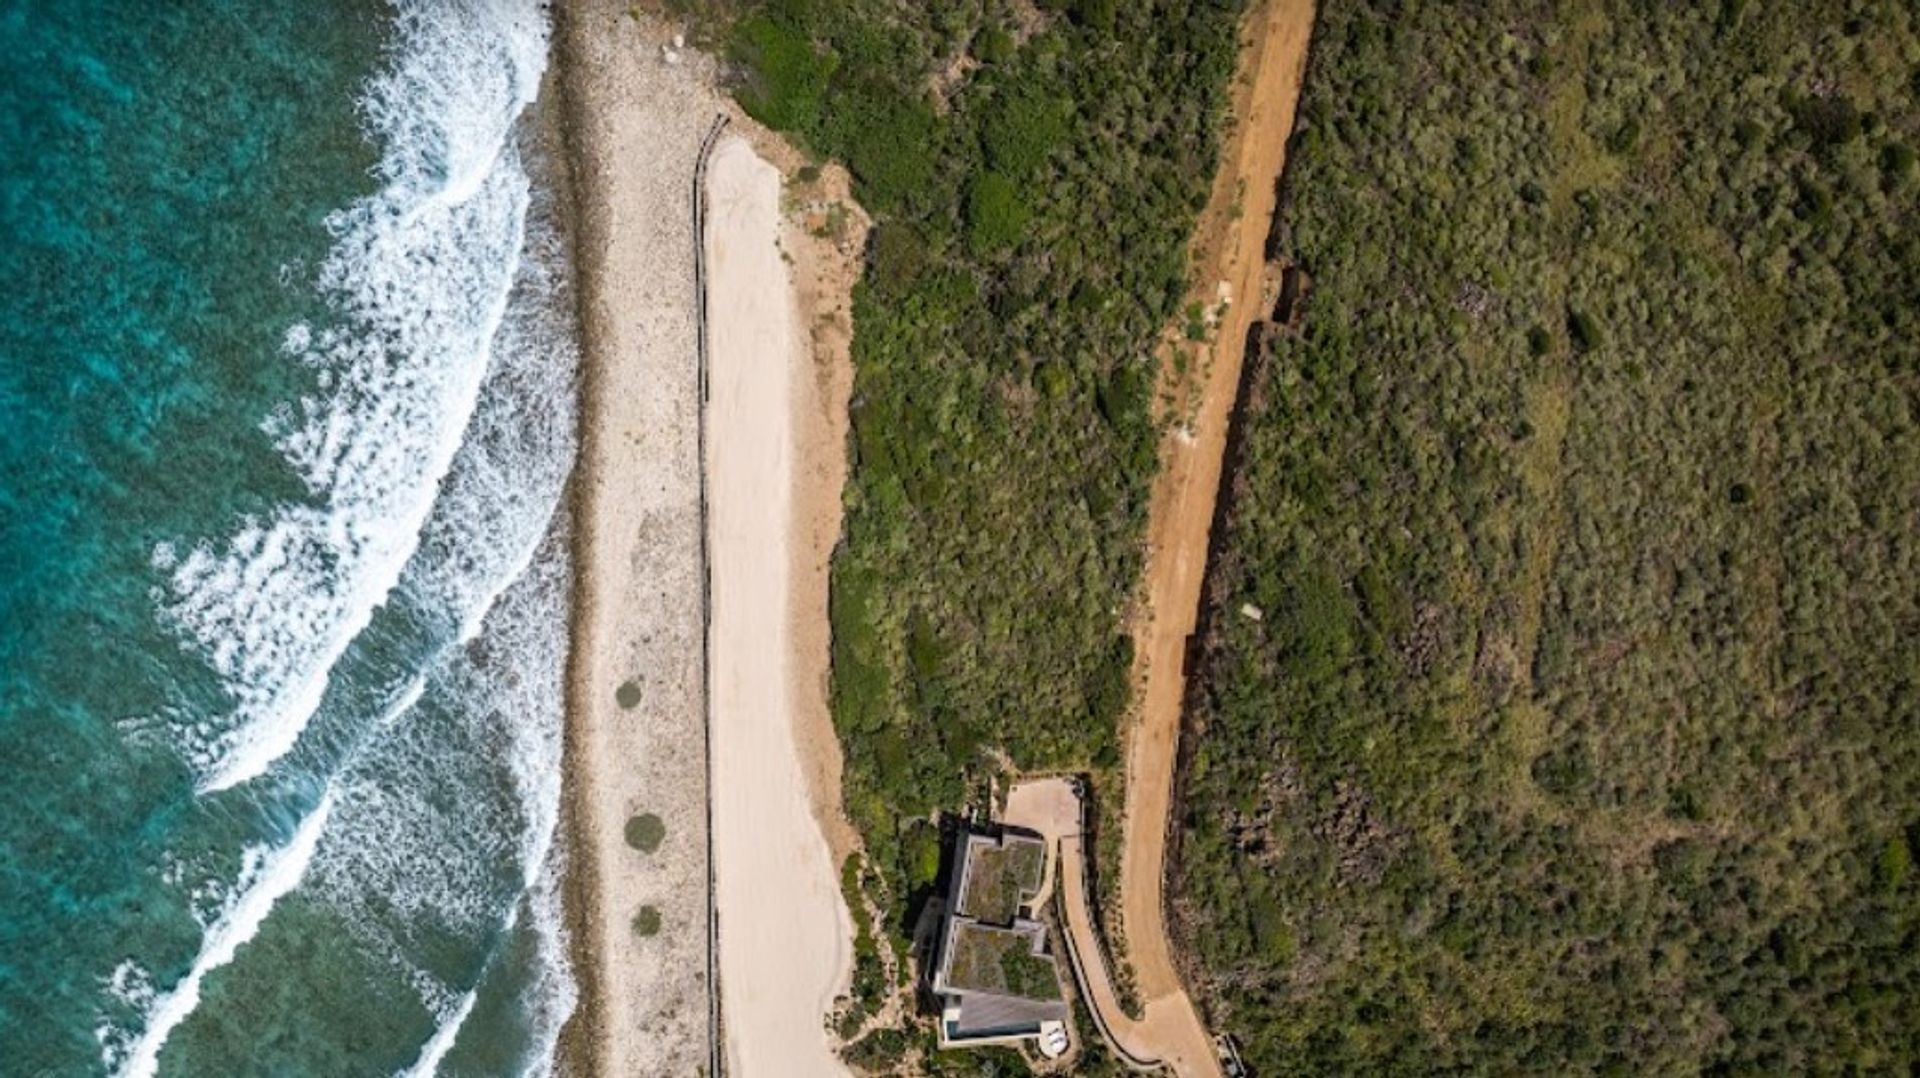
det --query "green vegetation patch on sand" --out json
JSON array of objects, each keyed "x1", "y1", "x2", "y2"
[
  {"x1": 624, "y1": 812, "x2": 665, "y2": 854},
  {"x1": 632, "y1": 904, "x2": 662, "y2": 938},
  {"x1": 1176, "y1": 0, "x2": 1920, "y2": 1073},
  {"x1": 615, "y1": 679, "x2": 643, "y2": 709}
]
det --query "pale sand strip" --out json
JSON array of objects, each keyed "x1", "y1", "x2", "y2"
[
  {"x1": 706, "y1": 135, "x2": 854, "y2": 1078},
  {"x1": 554, "y1": 4, "x2": 725, "y2": 1073}
]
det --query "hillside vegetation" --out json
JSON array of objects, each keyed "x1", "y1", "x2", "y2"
[
  {"x1": 720, "y1": 0, "x2": 1244, "y2": 1062},
  {"x1": 1177, "y1": 0, "x2": 1920, "y2": 1072}
]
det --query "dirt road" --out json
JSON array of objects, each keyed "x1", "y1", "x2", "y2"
[
  {"x1": 1007, "y1": 778, "x2": 1216, "y2": 1074},
  {"x1": 1112, "y1": 0, "x2": 1316, "y2": 1071}
]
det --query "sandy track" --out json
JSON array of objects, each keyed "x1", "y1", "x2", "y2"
[
  {"x1": 1111, "y1": 0, "x2": 1316, "y2": 1073},
  {"x1": 705, "y1": 135, "x2": 854, "y2": 1078}
]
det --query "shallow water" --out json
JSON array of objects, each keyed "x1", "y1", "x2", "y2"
[{"x1": 0, "y1": 1, "x2": 580, "y2": 1072}]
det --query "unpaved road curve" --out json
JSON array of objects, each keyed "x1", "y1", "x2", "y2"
[
  {"x1": 1112, "y1": 0, "x2": 1317, "y2": 1073},
  {"x1": 1008, "y1": 778, "x2": 1211, "y2": 1074}
]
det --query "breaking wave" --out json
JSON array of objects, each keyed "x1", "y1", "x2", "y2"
[
  {"x1": 106, "y1": 794, "x2": 337, "y2": 1078},
  {"x1": 104, "y1": 0, "x2": 581, "y2": 1072},
  {"x1": 157, "y1": 0, "x2": 551, "y2": 794}
]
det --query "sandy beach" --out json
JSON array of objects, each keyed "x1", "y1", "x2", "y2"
[
  {"x1": 553, "y1": 4, "x2": 725, "y2": 1073},
  {"x1": 554, "y1": 3, "x2": 863, "y2": 1073},
  {"x1": 706, "y1": 134, "x2": 855, "y2": 1078}
]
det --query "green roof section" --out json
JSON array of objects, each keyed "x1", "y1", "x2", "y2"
[
  {"x1": 943, "y1": 922, "x2": 1063, "y2": 1001},
  {"x1": 957, "y1": 835, "x2": 1044, "y2": 925}
]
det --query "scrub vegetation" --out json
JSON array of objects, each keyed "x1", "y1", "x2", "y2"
[
  {"x1": 721, "y1": 0, "x2": 1244, "y2": 1050},
  {"x1": 1177, "y1": 0, "x2": 1920, "y2": 1072},
  {"x1": 623, "y1": 812, "x2": 665, "y2": 854},
  {"x1": 631, "y1": 905, "x2": 663, "y2": 938}
]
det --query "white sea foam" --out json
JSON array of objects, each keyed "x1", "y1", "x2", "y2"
[
  {"x1": 314, "y1": 517, "x2": 574, "y2": 934},
  {"x1": 517, "y1": 839, "x2": 579, "y2": 1078},
  {"x1": 286, "y1": 143, "x2": 579, "y2": 1067},
  {"x1": 157, "y1": 0, "x2": 552, "y2": 793},
  {"x1": 126, "y1": 0, "x2": 584, "y2": 1065},
  {"x1": 111, "y1": 793, "x2": 337, "y2": 1078},
  {"x1": 397, "y1": 986, "x2": 478, "y2": 1078},
  {"x1": 397, "y1": 838, "x2": 574, "y2": 1078},
  {"x1": 297, "y1": 521, "x2": 575, "y2": 1074},
  {"x1": 393, "y1": 848, "x2": 574, "y2": 1078},
  {"x1": 375, "y1": 674, "x2": 431, "y2": 732},
  {"x1": 492, "y1": 529, "x2": 578, "y2": 1078}
]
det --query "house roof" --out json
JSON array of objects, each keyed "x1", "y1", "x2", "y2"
[
  {"x1": 945, "y1": 988, "x2": 1070, "y2": 1039},
  {"x1": 943, "y1": 920, "x2": 1063, "y2": 999},
  {"x1": 934, "y1": 825, "x2": 1069, "y2": 1042},
  {"x1": 955, "y1": 831, "x2": 1045, "y2": 925}
]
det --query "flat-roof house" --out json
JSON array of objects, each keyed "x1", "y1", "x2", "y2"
[{"x1": 930, "y1": 828, "x2": 1070, "y2": 1054}]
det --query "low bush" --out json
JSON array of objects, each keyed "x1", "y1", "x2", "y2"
[
  {"x1": 631, "y1": 905, "x2": 662, "y2": 938},
  {"x1": 623, "y1": 813, "x2": 665, "y2": 854}
]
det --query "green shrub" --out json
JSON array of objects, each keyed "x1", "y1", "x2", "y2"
[
  {"x1": 1184, "y1": 301, "x2": 1207, "y2": 341},
  {"x1": 1883, "y1": 142, "x2": 1916, "y2": 183},
  {"x1": 632, "y1": 905, "x2": 662, "y2": 937},
  {"x1": 975, "y1": 26, "x2": 1015, "y2": 64},
  {"x1": 965, "y1": 171, "x2": 1029, "y2": 254},
  {"x1": 1607, "y1": 118, "x2": 1641, "y2": 155},
  {"x1": 1034, "y1": 361, "x2": 1072, "y2": 399},
  {"x1": 983, "y1": 88, "x2": 1070, "y2": 178},
  {"x1": 998, "y1": 945, "x2": 1062, "y2": 999},
  {"x1": 1527, "y1": 325, "x2": 1553, "y2": 357},
  {"x1": 624, "y1": 813, "x2": 666, "y2": 854},
  {"x1": 1073, "y1": 0, "x2": 1116, "y2": 33},
  {"x1": 903, "y1": 825, "x2": 943, "y2": 889},
  {"x1": 731, "y1": 16, "x2": 836, "y2": 133},
  {"x1": 1878, "y1": 836, "x2": 1911, "y2": 892},
  {"x1": 1788, "y1": 92, "x2": 1862, "y2": 153},
  {"x1": 866, "y1": 222, "x2": 929, "y2": 299},
  {"x1": 838, "y1": 98, "x2": 937, "y2": 212},
  {"x1": 1566, "y1": 307, "x2": 1603, "y2": 352},
  {"x1": 615, "y1": 679, "x2": 642, "y2": 710},
  {"x1": 844, "y1": 1028, "x2": 911, "y2": 1071}
]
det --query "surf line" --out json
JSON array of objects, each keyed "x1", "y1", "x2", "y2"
[
  {"x1": 180, "y1": 2, "x2": 551, "y2": 798},
  {"x1": 118, "y1": 792, "x2": 337, "y2": 1078}
]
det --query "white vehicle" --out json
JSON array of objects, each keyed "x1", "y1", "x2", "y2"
[{"x1": 1037, "y1": 1020, "x2": 1070, "y2": 1059}]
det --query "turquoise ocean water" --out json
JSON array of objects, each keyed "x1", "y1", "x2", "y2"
[{"x1": 0, "y1": 1, "x2": 581, "y2": 1073}]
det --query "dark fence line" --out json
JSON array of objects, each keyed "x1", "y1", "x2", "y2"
[{"x1": 693, "y1": 110, "x2": 729, "y2": 1078}]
